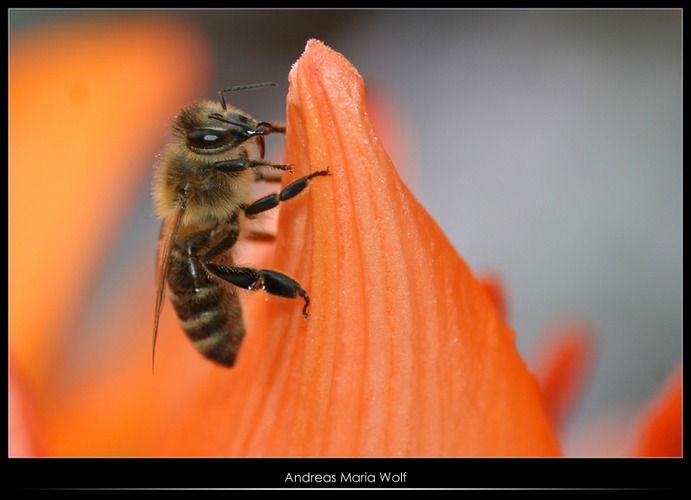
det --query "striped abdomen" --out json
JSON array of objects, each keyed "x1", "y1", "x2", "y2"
[{"x1": 166, "y1": 240, "x2": 245, "y2": 367}]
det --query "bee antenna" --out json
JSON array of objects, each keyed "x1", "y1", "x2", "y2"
[{"x1": 218, "y1": 82, "x2": 278, "y2": 111}]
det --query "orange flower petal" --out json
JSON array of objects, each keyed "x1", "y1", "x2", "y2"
[
  {"x1": 9, "y1": 16, "x2": 210, "y2": 455},
  {"x1": 630, "y1": 365, "x2": 681, "y2": 457},
  {"x1": 364, "y1": 84, "x2": 416, "y2": 188},
  {"x1": 9, "y1": 16, "x2": 209, "y2": 390},
  {"x1": 9, "y1": 366, "x2": 44, "y2": 457},
  {"x1": 477, "y1": 271, "x2": 509, "y2": 320},
  {"x1": 38, "y1": 259, "x2": 202, "y2": 456},
  {"x1": 165, "y1": 39, "x2": 560, "y2": 456},
  {"x1": 531, "y1": 323, "x2": 596, "y2": 429}
]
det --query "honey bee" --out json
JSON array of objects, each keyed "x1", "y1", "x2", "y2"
[{"x1": 152, "y1": 82, "x2": 329, "y2": 369}]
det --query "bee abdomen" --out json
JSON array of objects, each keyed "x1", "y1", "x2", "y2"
[{"x1": 168, "y1": 278, "x2": 245, "y2": 367}]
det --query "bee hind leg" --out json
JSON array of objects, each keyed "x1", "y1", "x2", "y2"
[{"x1": 204, "y1": 263, "x2": 310, "y2": 318}]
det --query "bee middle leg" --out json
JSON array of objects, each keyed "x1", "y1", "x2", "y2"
[
  {"x1": 204, "y1": 263, "x2": 310, "y2": 318},
  {"x1": 244, "y1": 169, "x2": 330, "y2": 218}
]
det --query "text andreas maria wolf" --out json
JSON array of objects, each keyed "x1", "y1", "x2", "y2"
[{"x1": 285, "y1": 472, "x2": 408, "y2": 485}]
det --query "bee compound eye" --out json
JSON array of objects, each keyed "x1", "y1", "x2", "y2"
[{"x1": 186, "y1": 128, "x2": 237, "y2": 151}]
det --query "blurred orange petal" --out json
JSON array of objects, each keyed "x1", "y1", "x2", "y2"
[
  {"x1": 532, "y1": 322, "x2": 596, "y2": 429},
  {"x1": 477, "y1": 271, "x2": 509, "y2": 320},
  {"x1": 9, "y1": 16, "x2": 209, "y2": 386},
  {"x1": 9, "y1": 16, "x2": 210, "y2": 455},
  {"x1": 365, "y1": 84, "x2": 416, "y2": 188},
  {"x1": 9, "y1": 366, "x2": 44, "y2": 457},
  {"x1": 630, "y1": 365, "x2": 681, "y2": 457},
  {"x1": 164, "y1": 39, "x2": 560, "y2": 456}
]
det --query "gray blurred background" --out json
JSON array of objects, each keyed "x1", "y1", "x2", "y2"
[{"x1": 10, "y1": 9, "x2": 681, "y2": 455}]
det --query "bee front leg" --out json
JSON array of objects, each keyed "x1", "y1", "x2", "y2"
[
  {"x1": 266, "y1": 122, "x2": 286, "y2": 134},
  {"x1": 204, "y1": 263, "x2": 310, "y2": 318}
]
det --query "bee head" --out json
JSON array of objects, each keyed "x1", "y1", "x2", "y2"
[{"x1": 175, "y1": 82, "x2": 278, "y2": 155}]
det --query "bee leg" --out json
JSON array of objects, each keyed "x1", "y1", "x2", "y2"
[
  {"x1": 266, "y1": 121, "x2": 286, "y2": 134},
  {"x1": 244, "y1": 230, "x2": 276, "y2": 242},
  {"x1": 253, "y1": 169, "x2": 284, "y2": 183},
  {"x1": 213, "y1": 158, "x2": 293, "y2": 173},
  {"x1": 244, "y1": 169, "x2": 330, "y2": 218},
  {"x1": 204, "y1": 216, "x2": 241, "y2": 261},
  {"x1": 204, "y1": 263, "x2": 310, "y2": 318}
]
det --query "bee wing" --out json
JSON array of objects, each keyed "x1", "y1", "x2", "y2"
[{"x1": 152, "y1": 196, "x2": 188, "y2": 372}]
